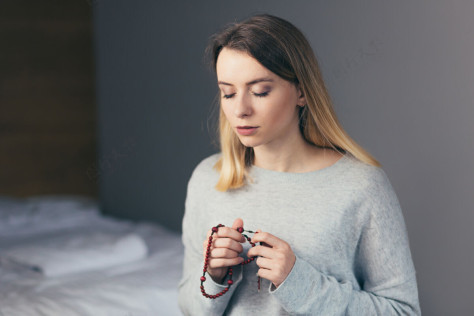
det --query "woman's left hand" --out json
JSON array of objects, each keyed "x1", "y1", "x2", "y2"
[{"x1": 247, "y1": 230, "x2": 296, "y2": 289}]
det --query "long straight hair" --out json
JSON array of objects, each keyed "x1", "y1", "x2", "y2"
[{"x1": 207, "y1": 14, "x2": 380, "y2": 192}]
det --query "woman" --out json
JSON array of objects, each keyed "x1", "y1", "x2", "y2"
[{"x1": 178, "y1": 14, "x2": 420, "y2": 315}]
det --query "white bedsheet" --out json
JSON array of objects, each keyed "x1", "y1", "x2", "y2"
[{"x1": 0, "y1": 195, "x2": 184, "y2": 316}]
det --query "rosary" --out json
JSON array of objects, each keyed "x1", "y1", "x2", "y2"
[{"x1": 200, "y1": 224, "x2": 260, "y2": 299}]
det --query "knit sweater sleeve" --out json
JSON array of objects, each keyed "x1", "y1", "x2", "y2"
[
  {"x1": 177, "y1": 159, "x2": 244, "y2": 316},
  {"x1": 269, "y1": 168, "x2": 421, "y2": 315}
]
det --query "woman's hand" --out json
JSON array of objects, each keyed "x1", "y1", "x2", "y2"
[
  {"x1": 203, "y1": 218, "x2": 245, "y2": 284},
  {"x1": 247, "y1": 230, "x2": 296, "y2": 289}
]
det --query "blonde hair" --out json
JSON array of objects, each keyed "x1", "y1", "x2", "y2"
[{"x1": 207, "y1": 14, "x2": 380, "y2": 192}]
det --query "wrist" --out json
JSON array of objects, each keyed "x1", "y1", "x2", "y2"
[
  {"x1": 206, "y1": 268, "x2": 225, "y2": 284},
  {"x1": 210, "y1": 274, "x2": 224, "y2": 284}
]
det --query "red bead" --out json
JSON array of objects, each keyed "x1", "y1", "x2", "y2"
[{"x1": 201, "y1": 224, "x2": 262, "y2": 299}]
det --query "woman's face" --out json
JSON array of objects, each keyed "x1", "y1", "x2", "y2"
[{"x1": 216, "y1": 48, "x2": 305, "y2": 150}]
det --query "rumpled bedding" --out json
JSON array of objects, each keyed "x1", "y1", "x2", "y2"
[
  {"x1": 0, "y1": 195, "x2": 183, "y2": 316},
  {"x1": 0, "y1": 195, "x2": 100, "y2": 236}
]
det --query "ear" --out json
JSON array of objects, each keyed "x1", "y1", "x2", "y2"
[{"x1": 296, "y1": 84, "x2": 306, "y2": 107}]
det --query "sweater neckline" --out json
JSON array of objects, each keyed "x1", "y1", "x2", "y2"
[{"x1": 248, "y1": 152, "x2": 351, "y2": 181}]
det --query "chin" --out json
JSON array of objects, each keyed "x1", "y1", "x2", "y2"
[{"x1": 237, "y1": 137, "x2": 260, "y2": 148}]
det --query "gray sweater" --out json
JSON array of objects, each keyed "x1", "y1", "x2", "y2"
[{"x1": 178, "y1": 152, "x2": 421, "y2": 315}]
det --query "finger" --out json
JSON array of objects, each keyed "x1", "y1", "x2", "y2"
[
  {"x1": 255, "y1": 257, "x2": 273, "y2": 270},
  {"x1": 210, "y1": 247, "x2": 240, "y2": 259},
  {"x1": 256, "y1": 267, "x2": 273, "y2": 282},
  {"x1": 208, "y1": 257, "x2": 244, "y2": 269},
  {"x1": 254, "y1": 229, "x2": 272, "y2": 247},
  {"x1": 216, "y1": 226, "x2": 245, "y2": 243},
  {"x1": 247, "y1": 245, "x2": 275, "y2": 259},
  {"x1": 213, "y1": 237, "x2": 244, "y2": 253},
  {"x1": 251, "y1": 231, "x2": 282, "y2": 248},
  {"x1": 231, "y1": 218, "x2": 245, "y2": 242}
]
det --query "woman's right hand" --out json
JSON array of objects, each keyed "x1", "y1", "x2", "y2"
[{"x1": 203, "y1": 218, "x2": 245, "y2": 284}]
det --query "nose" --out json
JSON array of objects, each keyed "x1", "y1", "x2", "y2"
[{"x1": 234, "y1": 93, "x2": 252, "y2": 118}]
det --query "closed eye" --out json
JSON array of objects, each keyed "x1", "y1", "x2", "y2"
[
  {"x1": 253, "y1": 91, "x2": 269, "y2": 97},
  {"x1": 222, "y1": 93, "x2": 235, "y2": 99},
  {"x1": 222, "y1": 91, "x2": 269, "y2": 99}
]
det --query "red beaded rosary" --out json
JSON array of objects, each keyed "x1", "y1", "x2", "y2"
[{"x1": 200, "y1": 224, "x2": 261, "y2": 299}]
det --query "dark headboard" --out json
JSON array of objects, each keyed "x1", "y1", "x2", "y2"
[{"x1": 0, "y1": 0, "x2": 97, "y2": 198}]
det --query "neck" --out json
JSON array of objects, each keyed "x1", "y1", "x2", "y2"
[{"x1": 252, "y1": 132, "x2": 321, "y2": 173}]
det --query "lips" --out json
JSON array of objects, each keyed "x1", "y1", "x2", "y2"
[{"x1": 236, "y1": 126, "x2": 259, "y2": 136}]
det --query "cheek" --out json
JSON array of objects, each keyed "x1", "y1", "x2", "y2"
[
  {"x1": 265, "y1": 101, "x2": 298, "y2": 126},
  {"x1": 221, "y1": 103, "x2": 234, "y2": 122}
]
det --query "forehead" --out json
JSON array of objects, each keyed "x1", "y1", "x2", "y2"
[{"x1": 216, "y1": 48, "x2": 275, "y2": 84}]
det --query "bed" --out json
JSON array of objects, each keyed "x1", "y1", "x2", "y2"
[{"x1": 0, "y1": 195, "x2": 184, "y2": 316}]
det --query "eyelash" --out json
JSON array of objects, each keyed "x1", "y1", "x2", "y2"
[
  {"x1": 254, "y1": 92, "x2": 269, "y2": 98},
  {"x1": 222, "y1": 91, "x2": 269, "y2": 99}
]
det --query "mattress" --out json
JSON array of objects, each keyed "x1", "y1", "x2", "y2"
[{"x1": 0, "y1": 195, "x2": 184, "y2": 316}]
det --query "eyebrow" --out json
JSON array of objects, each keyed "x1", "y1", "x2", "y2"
[{"x1": 217, "y1": 77, "x2": 274, "y2": 86}]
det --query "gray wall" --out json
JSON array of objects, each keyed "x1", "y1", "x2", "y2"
[{"x1": 93, "y1": 1, "x2": 474, "y2": 314}]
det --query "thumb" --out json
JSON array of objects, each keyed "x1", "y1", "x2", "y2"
[
  {"x1": 232, "y1": 218, "x2": 245, "y2": 242},
  {"x1": 255, "y1": 229, "x2": 270, "y2": 247},
  {"x1": 231, "y1": 218, "x2": 243, "y2": 230}
]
